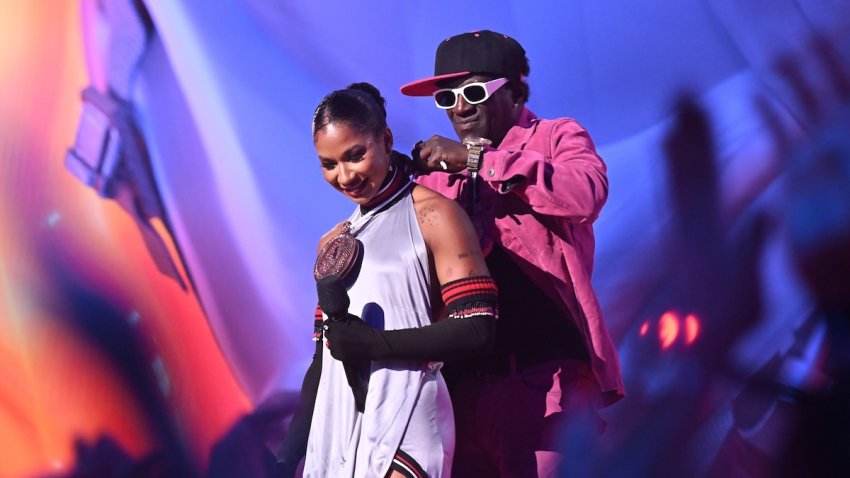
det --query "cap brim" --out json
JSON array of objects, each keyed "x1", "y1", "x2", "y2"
[{"x1": 400, "y1": 71, "x2": 471, "y2": 96}]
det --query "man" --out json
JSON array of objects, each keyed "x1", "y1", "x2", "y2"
[{"x1": 400, "y1": 30, "x2": 625, "y2": 476}]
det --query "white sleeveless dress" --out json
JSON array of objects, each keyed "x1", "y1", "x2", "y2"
[{"x1": 303, "y1": 188, "x2": 454, "y2": 477}]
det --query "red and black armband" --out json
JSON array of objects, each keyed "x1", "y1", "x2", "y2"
[
  {"x1": 441, "y1": 276, "x2": 499, "y2": 320},
  {"x1": 313, "y1": 304, "x2": 324, "y2": 342}
]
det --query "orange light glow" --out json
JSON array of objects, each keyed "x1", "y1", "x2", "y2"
[
  {"x1": 684, "y1": 314, "x2": 700, "y2": 345},
  {"x1": 0, "y1": 2, "x2": 250, "y2": 476},
  {"x1": 639, "y1": 321, "x2": 649, "y2": 336},
  {"x1": 658, "y1": 311, "x2": 680, "y2": 350}
]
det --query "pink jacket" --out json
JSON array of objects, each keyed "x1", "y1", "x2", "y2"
[{"x1": 416, "y1": 108, "x2": 625, "y2": 405}]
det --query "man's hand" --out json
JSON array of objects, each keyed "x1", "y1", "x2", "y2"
[{"x1": 412, "y1": 135, "x2": 469, "y2": 174}]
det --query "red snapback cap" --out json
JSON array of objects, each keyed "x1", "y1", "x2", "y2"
[{"x1": 400, "y1": 30, "x2": 526, "y2": 97}]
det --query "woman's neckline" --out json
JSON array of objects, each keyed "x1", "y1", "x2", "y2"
[{"x1": 359, "y1": 166, "x2": 408, "y2": 214}]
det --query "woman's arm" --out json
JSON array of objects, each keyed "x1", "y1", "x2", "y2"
[
  {"x1": 275, "y1": 225, "x2": 351, "y2": 476},
  {"x1": 413, "y1": 185, "x2": 490, "y2": 284},
  {"x1": 320, "y1": 186, "x2": 498, "y2": 362},
  {"x1": 274, "y1": 308, "x2": 323, "y2": 477}
]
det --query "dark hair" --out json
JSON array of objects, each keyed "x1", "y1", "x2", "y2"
[
  {"x1": 312, "y1": 82, "x2": 414, "y2": 174},
  {"x1": 312, "y1": 82, "x2": 387, "y2": 140}
]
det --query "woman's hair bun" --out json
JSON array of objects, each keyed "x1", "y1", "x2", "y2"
[{"x1": 347, "y1": 82, "x2": 386, "y2": 118}]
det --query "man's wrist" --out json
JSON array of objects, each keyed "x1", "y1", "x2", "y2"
[{"x1": 463, "y1": 137, "x2": 491, "y2": 172}]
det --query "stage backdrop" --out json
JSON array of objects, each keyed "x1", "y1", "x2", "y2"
[{"x1": 1, "y1": 0, "x2": 848, "y2": 476}]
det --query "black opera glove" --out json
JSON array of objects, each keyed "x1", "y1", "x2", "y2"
[
  {"x1": 316, "y1": 275, "x2": 388, "y2": 361},
  {"x1": 315, "y1": 275, "x2": 371, "y2": 412},
  {"x1": 323, "y1": 312, "x2": 495, "y2": 363},
  {"x1": 323, "y1": 315, "x2": 389, "y2": 362},
  {"x1": 315, "y1": 275, "x2": 350, "y2": 319},
  {"x1": 317, "y1": 275, "x2": 498, "y2": 363}
]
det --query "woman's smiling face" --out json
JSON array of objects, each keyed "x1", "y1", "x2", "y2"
[{"x1": 315, "y1": 122, "x2": 392, "y2": 205}]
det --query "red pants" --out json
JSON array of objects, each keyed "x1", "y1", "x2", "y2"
[{"x1": 448, "y1": 359, "x2": 604, "y2": 477}]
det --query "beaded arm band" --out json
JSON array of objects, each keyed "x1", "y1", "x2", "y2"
[
  {"x1": 441, "y1": 276, "x2": 499, "y2": 320},
  {"x1": 312, "y1": 304, "x2": 324, "y2": 341}
]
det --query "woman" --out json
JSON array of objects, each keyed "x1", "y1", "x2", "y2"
[{"x1": 276, "y1": 83, "x2": 498, "y2": 477}]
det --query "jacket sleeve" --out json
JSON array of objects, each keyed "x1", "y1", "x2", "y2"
[{"x1": 482, "y1": 118, "x2": 608, "y2": 223}]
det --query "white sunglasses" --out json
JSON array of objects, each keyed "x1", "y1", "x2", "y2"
[{"x1": 433, "y1": 78, "x2": 509, "y2": 109}]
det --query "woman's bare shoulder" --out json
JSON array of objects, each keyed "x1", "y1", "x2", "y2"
[
  {"x1": 411, "y1": 184, "x2": 472, "y2": 243},
  {"x1": 411, "y1": 184, "x2": 463, "y2": 224},
  {"x1": 410, "y1": 186, "x2": 487, "y2": 282}
]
